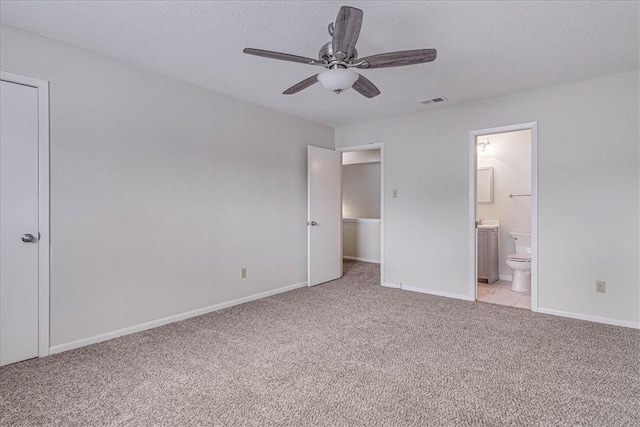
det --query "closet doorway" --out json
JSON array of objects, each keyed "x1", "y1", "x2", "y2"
[{"x1": 337, "y1": 144, "x2": 384, "y2": 284}]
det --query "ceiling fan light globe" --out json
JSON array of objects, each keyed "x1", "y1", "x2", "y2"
[{"x1": 317, "y1": 69, "x2": 359, "y2": 92}]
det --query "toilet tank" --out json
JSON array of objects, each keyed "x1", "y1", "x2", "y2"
[{"x1": 509, "y1": 232, "x2": 531, "y2": 254}]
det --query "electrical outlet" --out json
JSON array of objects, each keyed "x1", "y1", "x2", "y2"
[
  {"x1": 241, "y1": 268, "x2": 247, "y2": 279},
  {"x1": 596, "y1": 280, "x2": 606, "y2": 293},
  {"x1": 393, "y1": 189, "x2": 399, "y2": 198}
]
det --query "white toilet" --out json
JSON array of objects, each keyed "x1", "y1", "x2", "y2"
[{"x1": 506, "y1": 232, "x2": 531, "y2": 293}]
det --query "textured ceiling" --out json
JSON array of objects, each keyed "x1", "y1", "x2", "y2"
[{"x1": 1, "y1": 1, "x2": 638, "y2": 127}]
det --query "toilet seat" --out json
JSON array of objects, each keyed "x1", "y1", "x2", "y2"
[{"x1": 507, "y1": 253, "x2": 531, "y2": 262}]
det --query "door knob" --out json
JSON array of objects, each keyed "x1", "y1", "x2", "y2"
[
  {"x1": 21, "y1": 233, "x2": 36, "y2": 243},
  {"x1": 308, "y1": 221, "x2": 318, "y2": 226}
]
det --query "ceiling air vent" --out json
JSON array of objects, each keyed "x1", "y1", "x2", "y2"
[{"x1": 420, "y1": 96, "x2": 447, "y2": 105}]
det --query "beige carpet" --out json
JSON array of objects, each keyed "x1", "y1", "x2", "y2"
[{"x1": 1, "y1": 261, "x2": 639, "y2": 426}]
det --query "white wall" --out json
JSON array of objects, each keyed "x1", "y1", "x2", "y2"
[
  {"x1": 342, "y1": 156, "x2": 381, "y2": 263},
  {"x1": 342, "y1": 219, "x2": 381, "y2": 263},
  {"x1": 0, "y1": 25, "x2": 334, "y2": 347},
  {"x1": 336, "y1": 70, "x2": 640, "y2": 327},
  {"x1": 342, "y1": 149, "x2": 381, "y2": 165},
  {"x1": 342, "y1": 162, "x2": 381, "y2": 219},
  {"x1": 477, "y1": 130, "x2": 532, "y2": 278}
]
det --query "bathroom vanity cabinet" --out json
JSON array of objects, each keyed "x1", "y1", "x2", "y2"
[{"x1": 477, "y1": 227, "x2": 499, "y2": 284}]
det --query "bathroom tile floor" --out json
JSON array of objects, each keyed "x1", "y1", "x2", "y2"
[{"x1": 477, "y1": 280, "x2": 530, "y2": 309}]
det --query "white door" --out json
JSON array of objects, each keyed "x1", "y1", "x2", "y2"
[
  {"x1": 0, "y1": 80, "x2": 40, "y2": 366},
  {"x1": 307, "y1": 145, "x2": 342, "y2": 286}
]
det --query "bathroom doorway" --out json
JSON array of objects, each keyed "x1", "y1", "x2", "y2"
[
  {"x1": 468, "y1": 123, "x2": 538, "y2": 311},
  {"x1": 337, "y1": 144, "x2": 384, "y2": 284}
]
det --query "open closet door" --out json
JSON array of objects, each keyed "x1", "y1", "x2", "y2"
[{"x1": 307, "y1": 145, "x2": 342, "y2": 286}]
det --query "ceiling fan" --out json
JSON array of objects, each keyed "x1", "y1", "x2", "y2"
[{"x1": 243, "y1": 6, "x2": 437, "y2": 98}]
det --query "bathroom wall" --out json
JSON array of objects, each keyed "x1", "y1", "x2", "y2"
[
  {"x1": 342, "y1": 153, "x2": 381, "y2": 263},
  {"x1": 477, "y1": 130, "x2": 532, "y2": 279}
]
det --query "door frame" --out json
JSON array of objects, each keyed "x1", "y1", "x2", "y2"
[
  {"x1": 468, "y1": 122, "x2": 538, "y2": 312},
  {"x1": 336, "y1": 143, "x2": 385, "y2": 285},
  {"x1": 1, "y1": 71, "x2": 50, "y2": 356}
]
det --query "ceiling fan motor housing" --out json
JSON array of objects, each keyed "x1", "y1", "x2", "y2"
[{"x1": 319, "y1": 42, "x2": 357, "y2": 68}]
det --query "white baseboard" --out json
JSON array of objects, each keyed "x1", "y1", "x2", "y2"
[
  {"x1": 343, "y1": 255, "x2": 380, "y2": 264},
  {"x1": 537, "y1": 307, "x2": 639, "y2": 329},
  {"x1": 381, "y1": 281, "x2": 402, "y2": 289},
  {"x1": 401, "y1": 285, "x2": 475, "y2": 302},
  {"x1": 49, "y1": 281, "x2": 308, "y2": 355},
  {"x1": 499, "y1": 274, "x2": 513, "y2": 281}
]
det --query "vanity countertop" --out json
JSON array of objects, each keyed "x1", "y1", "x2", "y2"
[
  {"x1": 477, "y1": 220, "x2": 499, "y2": 229},
  {"x1": 478, "y1": 224, "x2": 499, "y2": 229}
]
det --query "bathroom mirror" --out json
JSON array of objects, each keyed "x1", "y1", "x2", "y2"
[{"x1": 477, "y1": 166, "x2": 494, "y2": 204}]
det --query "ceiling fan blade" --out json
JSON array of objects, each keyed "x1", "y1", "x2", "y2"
[
  {"x1": 283, "y1": 74, "x2": 319, "y2": 95},
  {"x1": 352, "y1": 74, "x2": 381, "y2": 98},
  {"x1": 243, "y1": 48, "x2": 318, "y2": 65},
  {"x1": 356, "y1": 49, "x2": 437, "y2": 69},
  {"x1": 332, "y1": 6, "x2": 363, "y2": 61}
]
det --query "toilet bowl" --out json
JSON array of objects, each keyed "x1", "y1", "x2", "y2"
[{"x1": 507, "y1": 232, "x2": 531, "y2": 293}]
